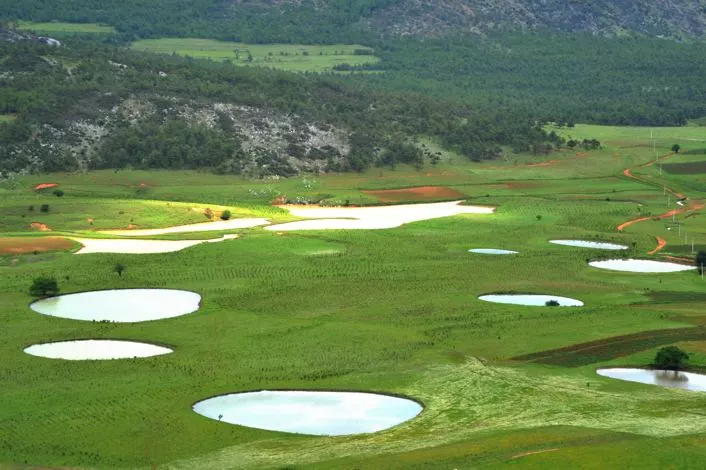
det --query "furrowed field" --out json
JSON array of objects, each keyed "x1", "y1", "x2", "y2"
[{"x1": 2, "y1": 125, "x2": 706, "y2": 469}]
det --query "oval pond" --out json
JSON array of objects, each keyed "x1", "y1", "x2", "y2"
[
  {"x1": 193, "y1": 390, "x2": 423, "y2": 436},
  {"x1": 30, "y1": 289, "x2": 201, "y2": 322},
  {"x1": 469, "y1": 249, "x2": 518, "y2": 255},
  {"x1": 589, "y1": 259, "x2": 694, "y2": 273},
  {"x1": 24, "y1": 339, "x2": 173, "y2": 360},
  {"x1": 597, "y1": 368, "x2": 706, "y2": 392},
  {"x1": 479, "y1": 294, "x2": 584, "y2": 307},
  {"x1": 550, "y1": 240, "x2": 628, "y2": 250}
]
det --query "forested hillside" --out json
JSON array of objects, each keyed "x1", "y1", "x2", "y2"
[
  {"x1": 0, "y1": 38, "x2": 553, "y2": 177},
  {"x1": 3, "y1": 0, "x2": 706, "y2": 42}
]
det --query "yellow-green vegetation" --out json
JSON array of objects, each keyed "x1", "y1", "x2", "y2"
[
  {"x1": 131, "y1": 38, "x2": 380, "y2": 72},
  {"x1": 0, "y1": 114, "x2": 17, "y2": 123},
  {"x1": 14, "y1": 21, "x2": 116, "y2": 35},
  {"x1": 2, "y1": 125, "x2": 706, "y2": 468}
]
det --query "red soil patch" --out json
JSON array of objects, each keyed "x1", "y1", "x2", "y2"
[
  {"x1": 648, "y1": 236, "x2": 667, "y2": 255},
  {"x1": 363, "y1": 186, "x2": 465, "y2": 203},
  {"x1": 30, "y1": 222, "x2": 52, "y2": 232},
  {"x1": 33, "y1": 183, "x2": 59, "y2": 191},
  {"x1": 0, "y1": 237, "x2": 74, "y2": 255}
]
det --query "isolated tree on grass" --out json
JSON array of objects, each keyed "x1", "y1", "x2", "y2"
[
  {"x1": 114, "y1": 263, "x2": 126, "y2": 277},
  {"x1": 671, "y1": 144, "x2": 681, "y2": 154},
  {"x1": 29, "y1": 276, "x2": 59, "y2": 297},
  {"x1": 654, "y1": 346, "x2": 689, "y2": 371},
  {"x1": 220, "y1": 210, "x2": 232, "y2": 221},
  {"x1": 696, "y1": 251, "x2": 706, "y2": 274}
]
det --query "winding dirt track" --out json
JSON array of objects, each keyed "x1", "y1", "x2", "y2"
[{"x1": 617, "y1": 152, "x2": 703, "y2": 254}]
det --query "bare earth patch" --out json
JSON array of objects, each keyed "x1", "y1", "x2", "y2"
[
  {"x1": 0, "y1": 237, "x2": 75, "y2": 255},
  {"x1": 33, "y1": 183, "x2": 59, "y2": 191},
  {"x1": 363, "y1": 186, "x2": 466, "y2": 203},
  {"x1": 29, "y1": 222, "x2": 52, "y2": 232}
]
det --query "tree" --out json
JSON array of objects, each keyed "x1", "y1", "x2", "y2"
[
  {"x1": 545, "y1": 300, "x2": 560, "y2": 307},
  {"x1": 114, "y1": 263, "x2": 126, "y2": 277},
  {"x1": 671, "y1": 144, "x2": 681, "y2": 153},
  {"x1": 39, "y1": 204, "x2": 50, "y2": 213},
  {"x1": 654, "y1": 346, "x2": 689, "y2": 370},
  {"x1": 53, "y1": 189, "x2": 64, "y2": 197},
  {"x1": 29, "y1": 276, "x2": 59, "y2": 297},
  {"x1": 696, "y1": 251, "x2": 706, "y2": 274},
  {"x1": 220, "y1": 210, "x2": 232, "y2": 220}
]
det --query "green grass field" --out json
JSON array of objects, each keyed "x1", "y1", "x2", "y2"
[
  {"x1": 14, "y1": 21, "x2": 117, "y2": 35},
  {"x1": 0, "y1": 114, "x2": 17, "y2": 123},
  {"x1": 130, "y1": 38, "x2": 380, "y2": 72},
  {"x1": 2, "y1": 124, "x2": 706, "y2": 468}
]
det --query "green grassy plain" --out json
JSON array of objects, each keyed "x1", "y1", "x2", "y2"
[
  {"x1": 2, "y1": 124, "x2": 706, "y2": 469},
  {"x1": 15, "y1": 21, "x2": 117, "y2": 35},
  {"x1": 130, "y1": 38, "x2": 380, "y2": 72}
]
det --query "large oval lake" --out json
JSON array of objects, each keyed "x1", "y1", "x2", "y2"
[
  {"x1": 192, "y1": 390, "x2": 423, "y2": 436},
  {"x1": 30, "y1": 289, "x2": 201, "y2": 322}
]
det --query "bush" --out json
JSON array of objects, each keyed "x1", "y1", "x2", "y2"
[
  {"x1": 53, "y1": 189, "x2": 64, "y2": 197},
  {"x1": 29, "y1": 276, "x2": 59, "y2": 297},
  {"x1": 696, "y1": 251, "x2": 706, "y2": 274},
  {"x1": 220, "y1": 210, "x2": 232, "y2": 220},
  {"x1": 654, "y1": 346, "x2": 689, "y2": 370},
  {"x1": 545, "y1": 300, "x2": 560, "y2": 307},
  {"x1": 39, "y1": 204, "x2": 50, "y2": 213}
]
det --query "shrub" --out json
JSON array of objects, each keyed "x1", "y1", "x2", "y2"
[
  {"x1": 696, "y1": 251, "x2": 706, "y2": 274},
  {"x1": 28, "y1": 205, "x2": 34, "y2": 211},
  {"x1": 220, "y1": 210, "x2": 232, "y2": 220},
  {"x1": 53, "y1": 189, "x2": 64, "y2": 197},
  {"x1": 29, "y1": 276, "x2": 59, "y2": 297},
  {"x1": 114, "y1": 263, "x2": 126, "y2": 277},
  {"x1": 654, "y1": 346, "x2": 689, "y2": 370},
  {"x1": 545, "y1": 300, "x2": 560, "y2": 307},
  {"x1": 39, "y1": 204, "x2": 50, "y2": 213}
]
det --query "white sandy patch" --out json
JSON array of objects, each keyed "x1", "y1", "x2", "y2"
[
  {"x1": 71, "y1": 235, "x2": 238, "y2": 254},
  {"x1": 24, "y1": 340, "x2": 173, "y2": 360},
  {"x1": 102, "y1": 218, "x2": 269, "y2": 236},
  {"x1": 266, "y1": 201, "x2": 494, "y2": 231}
]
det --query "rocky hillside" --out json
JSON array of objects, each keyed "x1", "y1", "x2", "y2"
[
  {"x1": 361, "y1": 0, "x2": 706, "y2": 38},
  {"x1": 3, "y1": 0, "x2": 706, "y2": 41}
]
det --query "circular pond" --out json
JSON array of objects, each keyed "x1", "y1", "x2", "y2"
[
  {"x1": 478, "y1": 294, "x2": 584, "y2": 307},
  {"x1": 24, "y1": 340, "x2": 173, "y2": 360},
  {"x1": 550, "y1": 240, "x2": 628, "y2": 250},
  {"x1": 468, "y1": 249, "x2": 518, "y2": 255},
  {"x1": 597, "y1": 368, "x2": 706, "y2": 392},
  {"x1": 589, "y1": 259, "x2": 695, "y2": 273},
  {"x1": 192, "y1": 390, "x2": 423, "y2": 436},
  {"x1": 30, "y1": 289, "x2": 201, "y2": 323}
]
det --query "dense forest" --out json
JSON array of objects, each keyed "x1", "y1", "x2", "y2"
[{"x1": 362, "y1": 33, "x2": 706, "y2": 126}]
